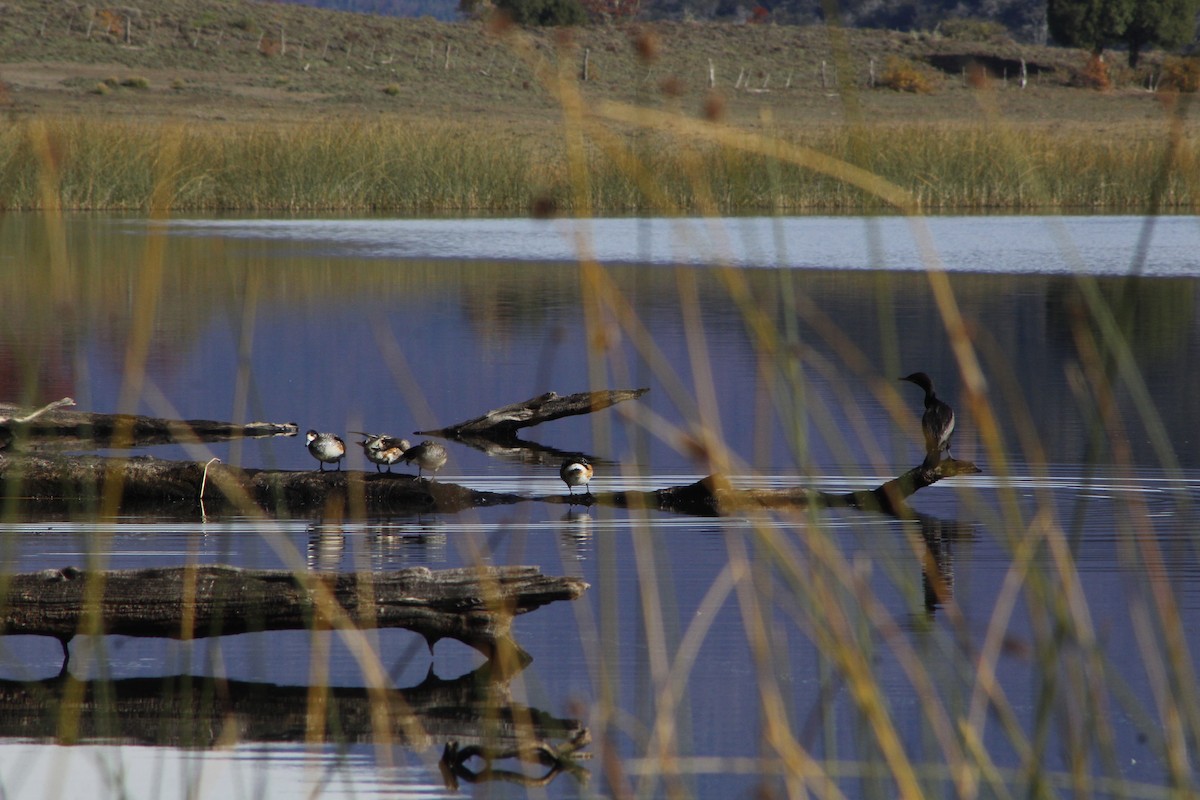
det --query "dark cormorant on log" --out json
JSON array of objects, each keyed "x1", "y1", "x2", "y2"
[{"x1": 900, "y1": 372, "x2": 956, "y2": 469}]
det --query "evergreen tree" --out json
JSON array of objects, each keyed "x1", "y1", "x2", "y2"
[
  {"x1": 1124, "y1": 0, "x2": 1199, "y2": 67},
  {"x1": 493, "y1": 0, "x2": 588, "y2": 23},
  {"x1": 1046, "y1": 0, "x2": 1134, "y2": 55}
]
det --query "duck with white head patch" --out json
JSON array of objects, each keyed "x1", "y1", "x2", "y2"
[
  {"x1": 305, "y1": 430, "x2": 346, "y2": 472},
  {"x1": 560, "y1": 457, "x2": 594, "y2": 496}
]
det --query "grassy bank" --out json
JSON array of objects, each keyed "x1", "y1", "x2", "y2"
[
  {"x1": 5, "y1": 0, "x2": 1197, "y2": 213},
  {"x1": 2, "y1": 115, "x2": 1197, "y2": 213}
]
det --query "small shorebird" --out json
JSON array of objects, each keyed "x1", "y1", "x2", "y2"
[
  {"x1": 305, "y1": 430, "x2": 346, "y2": 472},
  {"x1": 352, "y1": 432, "x2": 411, "y2": 473},
  {"x1": 400, "y1": 440, "x2": 448, "y2": 479},
  {"x1": 900, "y1": 372, "x2": 956, "y2": 469},
  {"x1": 559, "y1": 457, "x2": 594, "y2": 496}
]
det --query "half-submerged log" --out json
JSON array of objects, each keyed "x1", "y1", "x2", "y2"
[
  {"x1": 419, "y1": 389, "x2": 648, "y2": 439},
  {"x1": 1, "y1": 565, "x2": 589, "y2": 664},
  {"x1": 0, "y1": 453, "x2": 525, "y2": 515},
  {"x1": 0, "y1": 399, "x2": 297, "y2": 450},
  {"x1": 559, "y1": 458, "x2": 981, "y2": 517}
]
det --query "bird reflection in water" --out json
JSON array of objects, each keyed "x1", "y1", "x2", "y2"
[
  {"x1": 914, "y1": 514, "x2": 973, "y2": 617},
  {"x1": 306, "y1": 523, "x2": 345, "y2": 572},
  {"x1": 557, "y1": 510, "x2": 593, "y2": 567},
  {"x1": 368, "y1": 521, "x2": 448, "y2": 569}
]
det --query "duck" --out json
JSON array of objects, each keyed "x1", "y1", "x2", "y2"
[
  {"x1": 352, "y1": 432, "x2": 411, "y2": 473},
  {"x1": 900, "y1": 372, "x2": 955, "y2": 469},
  {"x1": 305, "y1": 430, "x2": 346, "y2": 472},
  {"x1": 559, "y1": 457, "x2": 594, "y2": 496},
  {"x1": 400, "y1": 440, "x2": 448, "y2": 479}
]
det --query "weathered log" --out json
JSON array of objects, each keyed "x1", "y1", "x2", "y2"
[
  {"x1": 1, "y1": 565, "x2": 589, "y2": 662},
  {"x1": 419, "y1": 388, "x2": 648, "y2": 438},
  {"x1": 0, "y1": 447, "x2": 977, "y2": 518},
  {"x1": 0, "y1": 453, "x2": 524, "y2": 515},
  {"x1": 0, "y1": 666, "x2": 587, "y2": 762},
  {"x1": 552, "y1": 459, "x2": 981, "y2": 517},
  {"x1": 0, "y1": 401, "x2": 297, "y2": 450}
]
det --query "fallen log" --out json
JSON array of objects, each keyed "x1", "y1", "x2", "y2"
[
  {"x1": 551, "y1": 458, "x2": 981, "y2": 517},
  {"x1": 419, "y1": 388, "x2": 648, "y2": 439},
  {"x1": 1, "y1": 565, "x2": 589, "y2": 663},
  {"x1": 0, "y1": 453, "x2": 525, "y2": 515},
  {"x1": 0, "y1": 400, "x2": 297, "y2": 450}
]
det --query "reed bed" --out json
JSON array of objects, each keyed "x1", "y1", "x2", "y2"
[{"x1": 1, "y1": 116, "x2": 1197, "y2": 213}]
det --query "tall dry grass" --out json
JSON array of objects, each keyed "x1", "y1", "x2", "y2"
[{"x1": 1, "y1": 114, "x2": 1197, "y2": 213}]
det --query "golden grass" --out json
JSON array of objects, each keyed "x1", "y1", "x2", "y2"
[{"x1": 1, "y1": 114, "x2": 1197, "y2": 213}]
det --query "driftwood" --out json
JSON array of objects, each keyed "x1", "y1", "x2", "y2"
[
  {"x1": 0, "y1": 399, "x2": 297, "y2": 450},
  {"x1": 419, "y1": 389, "x2": 648, "y2": 439},
  {"x1": 549, "y1": 458, "x2": 982, "y2": 517},
  {"x1": 1, "y1": 565, "x2": 588, "y2": 663},
  {"x1": 0, "y1": 453, "x2": 524, "y2": 515},
  {"x1": 0, "y1": 452, "x2": 977, "y2": 517},
  {"x1": 0, "y1": 666, "x2": 589, "y2": 787},
  {"x1": 0, "y1": 394, "x2": 974, "y2": 517}
]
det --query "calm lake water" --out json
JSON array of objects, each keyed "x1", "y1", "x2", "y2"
[{"x1": 2, "y1": 213, "x2": 1200, "y2": 798}]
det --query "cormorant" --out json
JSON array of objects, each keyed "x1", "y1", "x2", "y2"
[{"x1": 900, "y1": 372, "x2": 955, "y2": 469}]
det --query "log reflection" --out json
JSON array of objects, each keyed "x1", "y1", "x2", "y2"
[{"x1": 0, "y1": 663, "x2": 588, "y2": 776}]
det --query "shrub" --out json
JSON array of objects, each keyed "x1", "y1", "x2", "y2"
[
  {"x1": 1074, "y1": 53, "x2": 1111, "y2": 90},
  {"x1": 939, "y1": 18, "x2": 1010, "y2": 43},
  {"x1": 492, "y1": 0, "x2": 587, "y2": 26},
  {"x1": 1160, "y1": 56, "x2": 1200, "y2": 92},
  {"x1": 880, "y1": 57, "x2": 934, "y2": 94},
  {"x1": 120, "y1": 76, "x2": 150, "y2": 89},
  {"x1": 383, "y1": 83, "x2": 401, "y2": 95}
]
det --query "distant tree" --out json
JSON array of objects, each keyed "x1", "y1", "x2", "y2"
[
  {"x1": 493, "y1": 0, "x2": 588, "y2": 24},
  {"x1": 1046, "y1": 0, "x2": 1134, "y2": 56},
  {"x1": 1123, "y1": 0, "x2": 1200, "y2": 67}
]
